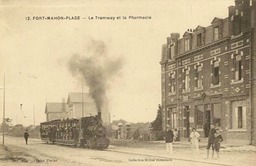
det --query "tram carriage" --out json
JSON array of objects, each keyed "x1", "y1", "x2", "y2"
[{"x1": 40, "y1": 115, "x2": 109, "y2": 149}]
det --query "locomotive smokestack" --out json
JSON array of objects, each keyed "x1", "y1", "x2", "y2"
[
  {"x1": 68, "y1": 39, "x2": 124, "y2": 123},
  {"x1": 98, "y1": 111, "x2": 102, "y2": 120}
]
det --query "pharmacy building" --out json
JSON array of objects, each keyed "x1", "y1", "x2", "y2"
[{"x1": 160, "y1": 0, "x2": 256, "y2": 145}]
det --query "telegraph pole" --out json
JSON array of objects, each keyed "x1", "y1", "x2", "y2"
[
  {"x1": 2, "y1": 74, "x2": 5, "y2": 145},
  {"x1": 33, "y1": 104, "x2": 35, "y2": 126},
  {"x1": 82, "y1": 79, "x2": 84, "y2": 117}
]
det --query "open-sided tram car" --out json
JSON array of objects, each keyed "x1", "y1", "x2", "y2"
[{"x1": 40, "y1": 115, "x2": 109, "y2": 149}]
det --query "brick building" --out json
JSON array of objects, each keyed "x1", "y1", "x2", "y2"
[{"x1": 160, "y1": 0, "x2": 256, "y2": 145}]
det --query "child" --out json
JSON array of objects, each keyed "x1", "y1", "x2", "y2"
[
  {"x1": 173, "y1": 128, "x2": 178, "y2": 141},
  {"x1": 190, "y1": 127, "x2": 200, "y2": 154},
  {"x1": 214, "y1": 129, "x2": 223, "y2": 159}
]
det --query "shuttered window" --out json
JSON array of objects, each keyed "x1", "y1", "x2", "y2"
[{"x1": 231, "y1": 106, "x2": 246, "y2": 129}]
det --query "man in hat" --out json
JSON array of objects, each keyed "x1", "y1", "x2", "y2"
[
  {"x1": 24, "y1": 129, "x2": 29, "y2": 145},
  {"x1": 165, "y1": 124, "x2": 174, "y2": 154},
  {"x1": 206, "y1": 124, "x2": 216, "y2": 158}
]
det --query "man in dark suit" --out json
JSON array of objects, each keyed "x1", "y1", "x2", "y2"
[
  {"x1": 165, "y1": 124, "x2": 174, "y2": 154},
  {"x1": 206, "y1": 124, "x2": 216, "y2": 158},
  {"x1": 24, "y1": 129, "x2": 29, "y2": 145}
]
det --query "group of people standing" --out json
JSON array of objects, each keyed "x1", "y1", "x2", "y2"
[
  {"x1": 165, "y1": 124, "x2": 223, "y2": 159},
  {"x1": 206, "y1": 124, "x2": 223, "y2": 159}
]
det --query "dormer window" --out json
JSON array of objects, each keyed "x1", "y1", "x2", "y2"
[
  {"x1": 169, "y1": 44, "x2": 175, "y2": 59},
  {"x1": 211, "y1": 18, "x2": 223, "y2": 41},
  {"x1": 231, "y1": 15, "x2": 234, "y2": 21},
  {"x1": 185, "y1": 39, "x2": 190, "y2": 51},
  {"x1": 197, "y1": 33, "x2": 202, "y2": 47},
  {"x1": 213, "y1": 26, "x2": 219, "y2": 41},
  {"x1": 235, "y1": 9, "x2": 239, "y2": 15}
]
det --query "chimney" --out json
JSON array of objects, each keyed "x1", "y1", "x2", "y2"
[
  {"x1": 170, "y1": 33, "x2": 180, "y2": 43},
  {"x1": 228, "y1": 6, "x2": 235, "y2": 16},
  {"x1": 98, "y1": 112, "x2": 102, "y2": 120}
]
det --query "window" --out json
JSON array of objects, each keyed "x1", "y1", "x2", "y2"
[
  {"x1": 213, "y1": 103, "x2": 221, "y2": 127},
  {"x1": 183, "y1": 68, "x2": 190, "y2": 92},
  {"x1": 235, "y1": 9, "x2": 239, "y2": 15},
  {"x1": 167, "y1": 109, "x2": 171, "y2": 125},
  {"x1": 185, "y1": 39, "x2": 190, "y2": 51},
  {"x1": 195, "y1": 64, "x2": 203, "y2": 89},
  {"x1": 167, "y1": 108, "x2": 177, "y2": 129},
  {"x1": 238, "y1": 107, "x2": 243, "y2": 128},
  {"x1": 197, "y1": 33, "x2": 202, "y2": 46},
  {"x1": 234, "y1": 54, "x2": 242, "y2": 81},
  {"x1": 214, "y1": 27, "x2": 219, "y2": 41},
  {"x1": 169, "y1": 44, "x2": 175, "y2": 59},
  {"x1": 231, "y1": 106, "x2": 246, "y2": 129},
  {"x1": 171, "y1": 111, "x2": 177, "y2": 129},
  {"x1": 212, "y1": 61, "x2": 220, "y2": 85},
  {"x1": 195, "y1": 105, "x2": 204, "y2": 129},
  {"x1": 168, "y1": 72, "x2": 176, "y2": 94}
]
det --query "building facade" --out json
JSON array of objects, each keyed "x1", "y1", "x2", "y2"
[
  {"x1": 44, "y1": 93, "x2": 110, "y2": 124},
  {"x1": 45, "y1": 102, "x2": 68, "y2": 121},
  {"x1": 160, "y1": 0, "x2": 256, "y2": 145},
  {"x1": 67, "y1": 92, "x2": 110, "y2": 125}
]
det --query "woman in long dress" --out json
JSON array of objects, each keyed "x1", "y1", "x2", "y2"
[{"x1": 190, "y1": 127, "x2": 200, "y2": 154}]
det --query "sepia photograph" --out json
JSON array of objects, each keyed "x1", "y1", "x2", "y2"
[{"x1": 0, "y1": 0, "x2": 256, "y2": 165}]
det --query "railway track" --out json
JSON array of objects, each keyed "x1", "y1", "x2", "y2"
[
  {"x1": 40, "y1": 142, "x2": 232, "y2": 166},
  {"x1": 106, "y1": 148, "x2": 232, "y2": 166}
]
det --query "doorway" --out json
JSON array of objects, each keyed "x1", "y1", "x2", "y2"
[
  {"x1": 204, "y1": 109, "x2": 211, "y2": 137},
  {"x1": 183, "y1": 106, "x2": 190, "y2": 138}
]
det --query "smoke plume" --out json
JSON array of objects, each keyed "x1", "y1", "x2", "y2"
[{"x1": 68, "y1": 39, "x2": 124, "y2": 114}]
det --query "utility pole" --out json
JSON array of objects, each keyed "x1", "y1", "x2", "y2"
[
  {"x1": 33, "y1": 104, "x2": 35, "y2": 126},
  {"x1": 2, "y1": 74, "x2": 5, "y2": 145},
  {"x1": 82, "y1": 79, "x2": 84, "y2": 118}
]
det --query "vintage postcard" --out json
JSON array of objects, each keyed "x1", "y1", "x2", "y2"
[{"x1": 0, "y1": 0, "x2": 256, "y2": 165}]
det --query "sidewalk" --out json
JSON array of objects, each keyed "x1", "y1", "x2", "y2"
[
  {"x1": 150, "y1": 137, "x2": 254, "y2": 149},
  {"x1": 110, "y1": 138, "x2": 256, "y2": 166},
  {"x1": 109, "y1": 143, "x2": 256, "y2": 166}
]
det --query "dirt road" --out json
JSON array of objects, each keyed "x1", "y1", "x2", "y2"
[{"x1": 0, "y1": 136, "x2": 255, "y2": 166}]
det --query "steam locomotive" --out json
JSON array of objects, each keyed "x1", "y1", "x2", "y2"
[{"x1": 40, "y1": 115, "x2": 110, "y2": 149}]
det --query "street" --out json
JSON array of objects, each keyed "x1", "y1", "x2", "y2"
[{"x1": 0, "y1": 136, "x2": 255, "y2": 166}]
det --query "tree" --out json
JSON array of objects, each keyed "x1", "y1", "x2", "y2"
[
  {"x1": 151, "y1": 104, "x2": 163, "y2": 131},
  {"x1": 1, "y1": 118, "x2": 12, "y2": 132}
]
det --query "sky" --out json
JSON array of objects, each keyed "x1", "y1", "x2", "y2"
[{"x1": 0, "y1": 0, "x2": 234, "y2": 126}]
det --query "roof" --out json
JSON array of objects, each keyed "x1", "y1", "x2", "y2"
[
  {"x1": 211, "y1": 17, "x2": 223, "y2": 24},
  {"x1": 45, "y1": 102, "x2": 66, "y2": 113},
  {"x1": 67, "y1": 92, "x2": 94, "y2": 103},
  {"x1": 195, "y1": 25, "x2": 205, "y2": 31}
]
